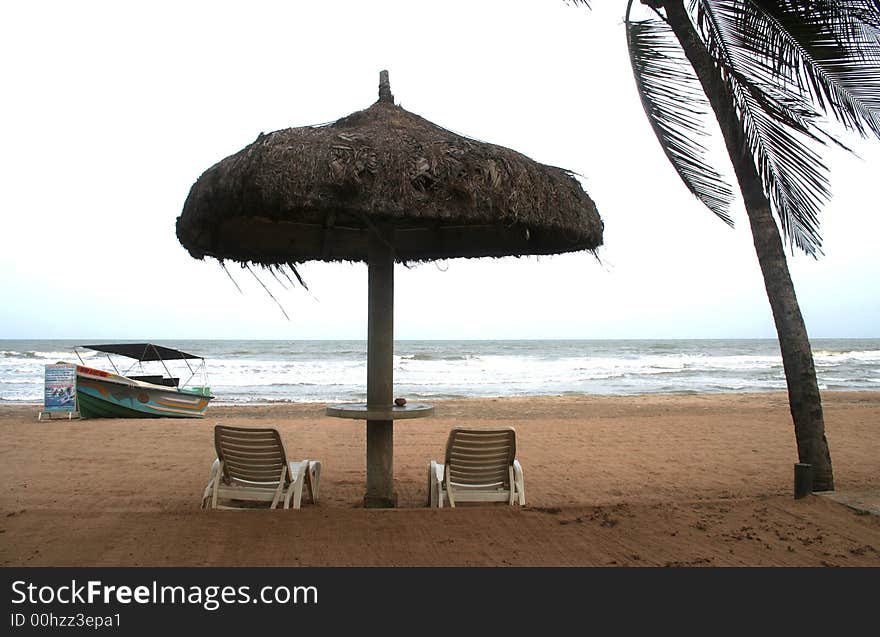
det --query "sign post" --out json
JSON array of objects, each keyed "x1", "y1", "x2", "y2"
[{"x1": 38, "y1": 363, "x2": 79, "y2": 420}]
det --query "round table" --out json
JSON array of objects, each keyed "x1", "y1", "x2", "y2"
[{"x1": 324, "y1": 402, "x2": 434, "y2": 420}]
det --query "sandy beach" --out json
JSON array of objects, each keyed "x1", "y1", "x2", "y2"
[{"x1": 1, "y1": 391, "x2": 878, "y2": 566}]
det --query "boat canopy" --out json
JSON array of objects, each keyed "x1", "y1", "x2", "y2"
[{"x1": 80, "y1": 343, "x2": 204, "y2": 362}]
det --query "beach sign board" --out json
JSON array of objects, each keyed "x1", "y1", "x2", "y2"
[{"x1": 41, "y1": 363, "x2": 77, "y2": 419}]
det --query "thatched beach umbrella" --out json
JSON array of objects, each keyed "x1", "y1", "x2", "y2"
[{"x1": 177, "y1": 71, "x2": 603, "y2": 507}]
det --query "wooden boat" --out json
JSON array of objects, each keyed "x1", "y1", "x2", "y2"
[{"x1": 72, "y1": 343, "x2": 214, "y2": 418}]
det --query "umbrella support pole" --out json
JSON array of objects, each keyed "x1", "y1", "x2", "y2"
[
  {"x1": 364, "y1": 234, "x2": 397, "y2": 508},
  {"x1": 364, "y1": 419, "x2": 395, "y2": 508}
]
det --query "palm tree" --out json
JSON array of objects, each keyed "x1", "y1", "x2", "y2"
[{"x1": 580, "y1": 0, "x2": 880, "y2": 491}]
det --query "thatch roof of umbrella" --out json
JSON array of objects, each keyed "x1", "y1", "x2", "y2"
[{"x1": 176, "y1": 72, "x2": 603, "y2": 266}]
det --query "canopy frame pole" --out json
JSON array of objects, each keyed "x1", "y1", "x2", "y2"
[
  {"x1": 364, "y1": 228, "x2": 397, "y2": 508},
  {"x1": 179, "y1": 358, "x2": 196, "y2": 389},
  {"x1": 156, "y1": 353, "x2": 175, "y2": 384}
]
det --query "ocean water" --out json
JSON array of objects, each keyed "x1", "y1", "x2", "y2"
[{"x1": 1, "y1": 338, "x2": 878, "y2": 405}]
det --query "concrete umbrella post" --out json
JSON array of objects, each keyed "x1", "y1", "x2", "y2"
[{"x1": 364, "y1": 229, "x2": 396, "y2": 507}]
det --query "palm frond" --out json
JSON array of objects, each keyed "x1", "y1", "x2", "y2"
[
  {"x1": 695, "y1": 0, "x2": 835, "y2": 255},
  {"x1": 735, "y1": 73, "x2": 828, "y2": 250},
  {"x1": 853, "y1": 1, "x2": 880, "y2": 29},
  {"x1": 731, "y1": 0, "x2": 880, "y2": 139},
  {"x1": 627, "y1": 16, "x2": 736, "y2": 223}
]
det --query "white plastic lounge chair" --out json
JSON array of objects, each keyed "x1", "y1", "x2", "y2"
[
  {"x1": 201, "y1": 425, "x2": 321, "y2": 510},
  {"x1": 428, "y1": 427, "x2": 525, "y2": 508}
]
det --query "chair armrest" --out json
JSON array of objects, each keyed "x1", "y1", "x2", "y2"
[{"x1": 288, "y1": 460, "x2": 306, "y2": 483}]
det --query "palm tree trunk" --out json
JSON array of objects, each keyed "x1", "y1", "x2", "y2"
[{"x1": 660, "y1": 0, "x2": 834, "y2": 490}]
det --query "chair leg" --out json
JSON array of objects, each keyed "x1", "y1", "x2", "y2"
[
  {"x1": 281, "y1": 461, "x2": 303, "y2": 510},
  {"x1": 308, "y1": 460, "x2": 322, "y2": 504},
  {"x1": 270, "y1": 465, "x2": 288, "y2": 509},
  {"x1": 290, "y1": 473, "x2": 305, "y2": 510},
  {"x1": 202, "y1": 458, "x2": 220, "y2": 509},
  {"x1": 445, "y1": 472, "x2": 455, "y2": 508},
  {"x1": 210, "y1": 460, "x2": 223, "y2": 509},
  {"x1": 429, "y1": 461, "x2": 445, "y2": 508},
  {"x1": 201, "y1": 480, "x2": 213, "y2": 509},
  {"x1": 509, "y1": 466, "x2": 516, "y2": 505},
  {"x1": 513, "y1": 459, "x2": 525, "y2": 505}
]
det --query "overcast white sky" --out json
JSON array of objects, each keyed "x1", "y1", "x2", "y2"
[{"x1": 1, "y1": 1, "x2": 877, "y2": 341}]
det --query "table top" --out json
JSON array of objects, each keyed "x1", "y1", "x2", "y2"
[{"x1": 325, "y1": 402, "x2": 434, "y2": 420}]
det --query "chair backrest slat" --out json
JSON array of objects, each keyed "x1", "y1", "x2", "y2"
[
  {"x1": 445, "y1": 427, "x2": 516, "y2": 487},
  {"x1": 215, "y1": 425, "x2": 288, "y2": 485}
]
